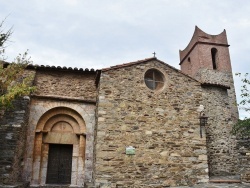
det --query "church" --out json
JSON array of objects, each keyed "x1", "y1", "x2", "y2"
[{"x1": 0, "y1": 27, "x2": 249, "y2": 187}]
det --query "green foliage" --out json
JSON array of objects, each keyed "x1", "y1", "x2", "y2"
[
  {"x1": 0, "y1": 52, "x2": 35, "y2": 108},
  {"x1": 0, "y1": 20, "x2": 35, "y2": 110},
  {"x1": 232, "y1": 118, "x2": 250, "y2": 138},
  {"x1": 0, "y1": 19, "x2": 12, "y2": 60},
  {"x1": 232, "y1": 73, "x2": 250, "y2": 137},
  {"x1": 236, "y1": 73, "x2": 250, "y2": 112}
]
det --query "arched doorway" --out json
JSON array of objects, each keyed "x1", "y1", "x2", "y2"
[{"x1": 31, "y1": 107, "x2": 86, "y2": 186}]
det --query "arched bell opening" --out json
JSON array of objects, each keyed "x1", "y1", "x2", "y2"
[{"x1": 211, "y1": 48, "x2": 218, "y2": 70}]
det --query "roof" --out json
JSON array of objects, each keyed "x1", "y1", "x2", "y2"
[
  {"x1": 26, "y1": 64, "x2": 96, "y2": 73},
  {"x1": 1, "y1": 61, "x2": 97, "y2": 73},
  {"x1": 102, "y1": 57, "x2": 200, "y2": 82},
  {"x1": 102, "y1": 57, "x2": 231, "y2": 90},
  {"x1": 2, "y1": 58, "x2": 231, "y2": 90},
  {"x1": 102, "y1": 57, "x2": 157, "y2": 71},
  {"x1": 201, "y1": 82, "x2": 230, "y2": 90}
]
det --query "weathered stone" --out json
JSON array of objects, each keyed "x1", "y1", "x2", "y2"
[
  {"x1": 0, "y1": 27, "x2": 245, "y2": 188},
  {"x1": 160, "y1": 151, "x2": 169, "y2": 157},
  {"x1": 145, "y1": 131, "x2": 152, "y2": 135},
  {"x1": 34, "y1": 70, "x2": 97, "y2": 101},
  {"x1": 198, "y1": 155, "x2": 208, "y2": 161},
  {"x1": 170, "y1": 153, "x2": 181, "y2": 157},
  {"x1": 95, "y1": 59, "x2": 208, "y2": 187},
  {"x1": 0, "y1": 98, "x2": 30, "y2": 185}
]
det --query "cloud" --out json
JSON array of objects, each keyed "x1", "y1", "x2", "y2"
[{"x1": 1, "y1": 0, "x2": 250, "y2": 118}]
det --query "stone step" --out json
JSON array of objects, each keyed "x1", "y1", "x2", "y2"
[
  {"x1": 0, "y1": 182, "x2": 29, "y2": 188},
  {"x1": 84, "y1": 182, "x2": 97, "y2": 188},
  {"x1": 209, "y1": 176, "x2": 241, "y2": 183},
  {"x1": 209, "y1": 179, "x2": 241, "y2": 183},
  {"x1": 30, "y1": 185, "x2": 70, "y2": 188}
]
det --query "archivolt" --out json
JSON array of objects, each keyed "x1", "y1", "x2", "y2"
[{"x1": 35, "y1": 107, "x2": 86, "y2": 134}]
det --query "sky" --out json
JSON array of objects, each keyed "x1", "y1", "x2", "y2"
[{"x1": 0, "y1": 0, "x2": 249, "y2": 118}]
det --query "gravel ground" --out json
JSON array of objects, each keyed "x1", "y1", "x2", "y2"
[{"x1": 171, "y1": 183, "x2": 250, "y2": 188}]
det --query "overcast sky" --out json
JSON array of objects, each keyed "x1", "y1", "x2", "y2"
[{"x1": 1, "y1": 0, "x2": 249, "y2": 118}]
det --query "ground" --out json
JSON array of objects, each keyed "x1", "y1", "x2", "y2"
[{"x1": 173, "y1": 183, "x2": 250, "y2": 188}]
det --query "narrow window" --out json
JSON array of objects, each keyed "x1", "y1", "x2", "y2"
[
  {"x1": 187, "y1": 57, "x2": 191, "y2": 71},
  {"x1": 211, "y1": 48, "x2": 218, "y2": 70}
]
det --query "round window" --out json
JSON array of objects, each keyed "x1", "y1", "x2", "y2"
[{"x1": 144, "y1": 69, "x2": 165, "y2": 91}]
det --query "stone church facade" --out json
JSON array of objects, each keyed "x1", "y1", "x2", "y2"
[{"x1": 0, "y1": 27, "x2": 249, "y2": 187}]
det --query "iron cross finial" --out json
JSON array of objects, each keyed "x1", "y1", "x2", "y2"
[{"x1": 153, "y1": 52, "x2": 156, "y2": 57}]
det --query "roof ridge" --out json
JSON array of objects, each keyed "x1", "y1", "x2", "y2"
[
  {"x1": 101, "y1": 56, "x2": 200, "y2": 83},
  {"x1": 102, "y1": 57, "x2": 156, "y2": 71}
]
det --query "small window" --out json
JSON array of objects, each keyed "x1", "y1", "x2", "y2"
[
  {"x1": 187, "y1": 57, "x2": 192, "y2": 71},
  {"x1": 211, "y1": 48, "x2": 218, "y2": 70},
  {"x1": 144, "y1": 69, "x2": 165, "y2": 91}
]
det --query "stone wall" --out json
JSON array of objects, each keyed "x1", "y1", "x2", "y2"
[
  {"x1": 34, "y1": 70, "x2": 97, "y2": 101},
  {"x1": 202, "y1": 86, "x2": 239, "y2": 176},
  {"x1": 196, "y1": 69, "x2": 238, "y2": 119},
  {"x1": 95, "y1": 60, "x2": 209, "y2": 187},
  {"x1": 237, "y1": 138, "x2": 250, "y2": 182},
  {"x1": 180, "y1": 29, "x2": 239, "y2": 178},
  {"x1": 197, "y1": 67, "x2": 239, "y2": 177},
  {"x1": 0, "y1": 97, "x2": 30, "y2": 186},
  {"x1": 24, "y1": 98, "x2": 96, "y2": 187},
  {"x1": 23, "y1": 68, "x2": 97, "y2": 187}
]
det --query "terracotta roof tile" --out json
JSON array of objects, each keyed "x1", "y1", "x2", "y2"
[
  {"x1": 102, "y1": 57, "x2": 200, "y2": 83},
  {"x1": 26, "y1": 64, "x2": 96, "y2": 72},
  {"x1": 201, "y1": 82, "x2": 230, "y2": 89},
  {"x1": 102, "y1": 57, "x2": 157, "y2": 71},
  {"x1": 2, "y1": 61, "x2": 96, "y2": 72}
]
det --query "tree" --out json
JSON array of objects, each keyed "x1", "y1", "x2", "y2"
[
  {"x1": 232, "y1": 73, "x2": 250, "y2": 137},
  {"x1": 0, "y1": 20, "x2": 35, "y2": 110},
  {"x1": 0, "y1": 20, "x2": 12, "y2": 53}
]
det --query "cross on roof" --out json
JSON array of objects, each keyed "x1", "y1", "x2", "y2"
[{"x1": 153, "y1": 52, "x2": 156, "y2": 57}]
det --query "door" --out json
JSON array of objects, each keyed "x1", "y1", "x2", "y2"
[{"x1": 46, "y1": 144, "x2": 73, "y2": 184}]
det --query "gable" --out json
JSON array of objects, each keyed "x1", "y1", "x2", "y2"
[
  {"x1": 98, "y1": 58, "x2": 202, "y2": 107},
  {"x1": 96, "y1": 57, "x2": 207, "y2": 186},
  {"x1": 101, "y1": 57, "x2": 200, "y2": 87}
]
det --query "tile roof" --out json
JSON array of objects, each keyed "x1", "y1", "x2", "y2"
[
  {"x1": 101, "y1": 57, "x2": 231, "y2": 90},
  {"x1": 102, "y1": 57, "x2": 200, "y2": 82},
  {"x1": 26, "y1": 64, "x2": 96, "y2": 72},
  {"x1": 2, "y1": 59, "x2": 231, "y2": 90},
  {"x1": 201, "y1": 82, "x2": 230, "y2": 89},
  {"x1": 102, "y1": 57, "x2": 157, "y2": 71},
  {"x1": 1, "y1": 61, "x2": 96, "y2": 72}
]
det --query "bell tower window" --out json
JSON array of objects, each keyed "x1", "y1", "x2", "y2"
[{"x1": 211, "y1": 48, "x2": 218, "y2": 70}]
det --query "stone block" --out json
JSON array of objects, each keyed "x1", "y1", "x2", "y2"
[
  {"x1": 198, "y1": 155, "x2": 207, "y2": 161},
  {"x1": 72, "y1": 157, "x2": 78, "y2": 172},
  {"x1": 160, "y1": 151, "x2": 169, "y2": 157}
]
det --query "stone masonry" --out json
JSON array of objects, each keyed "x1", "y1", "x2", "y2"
[
  {"x1": 23, "y1": 68, "x2": 98, "y2": 187},
  {"x1": 0, "y1": 97, "x2": 30, "y2": 186},
  {"x1": 237, "y1": 138, "x2": 250, "y2": 182},
  {"x1": 95, "y1": 59, "x2": 209, "y2": 187},
  {"x1": 202, "y1": 86, "x2": 238, "y2": 176},
  {"x1": 33, "y1": 69, "x2": 97, "y2": 101},
  {"x1": 180, "y1": 27, "x2": 239, "y2": 178},
  {"x1": 0, "y1": 27, "x2": 246, "y2": 187}
]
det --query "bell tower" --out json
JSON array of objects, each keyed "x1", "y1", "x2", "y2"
[
  {"x1": 179, "y1": 26, "x2": 238, "y2": 119},
  {"x1": 179, "y1": 27, "x2": 239, "y2": 178}
]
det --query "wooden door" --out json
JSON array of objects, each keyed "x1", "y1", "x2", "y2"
[{"x1": 46, "y1": 144, "x2": 73, "y2": 184}]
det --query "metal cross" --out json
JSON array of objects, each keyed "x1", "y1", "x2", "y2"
[{"x1": 153, "y1": 52, "x2": 156, "y2": 57}]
